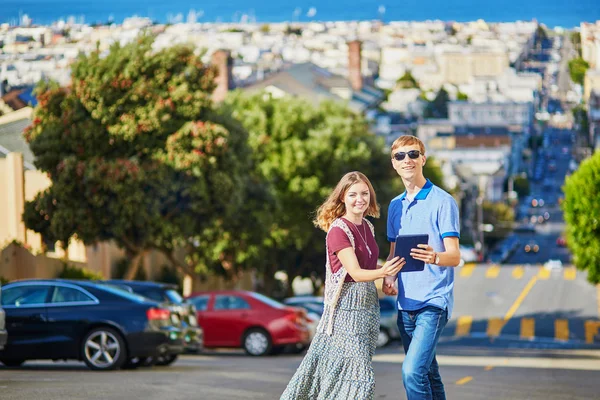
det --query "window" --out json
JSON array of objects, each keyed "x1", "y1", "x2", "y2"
[
  {"x1": 190, "y1": 295, "x2": 210, "y2": 311},
  {"x1": 213, "y1": 295, "x2": 250, "y2": 310},
  {"x1": 1, "y1": 285, "x2": 50, "y2": 307},
  {"x1": 50, "y1": 286, "x2": 95, "y2": 304}
]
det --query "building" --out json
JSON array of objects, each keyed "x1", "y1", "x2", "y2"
[{"x1": 240, "y1": 41, "x2": 385, "y2": 113}]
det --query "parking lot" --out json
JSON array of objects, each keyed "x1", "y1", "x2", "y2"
[{"x1": 2, "y1": 346, "x2": 600, "y2": 400}]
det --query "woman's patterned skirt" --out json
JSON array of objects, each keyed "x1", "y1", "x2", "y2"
[{"x1": 280, "y1": 281, "x2": 380, "y2": 400}]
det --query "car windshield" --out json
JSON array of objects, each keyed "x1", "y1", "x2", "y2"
[
  {"x1": 165, "y1": 289, "x2": 184, "y2": 304},
  {"x1": 249, "y1": 292, "x2": 285, "y2": 309},
  {"x1": 97, "y1": 284, "x2": 148, "y2": 303}
]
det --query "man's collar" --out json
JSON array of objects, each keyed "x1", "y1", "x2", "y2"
[{"x1": 399, "y1": 179, "x2": 434, "y2": 201}]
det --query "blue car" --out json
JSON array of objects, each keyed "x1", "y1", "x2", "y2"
[{"x1": 0, "y1": 279, "x2": 184, "y2": 370}]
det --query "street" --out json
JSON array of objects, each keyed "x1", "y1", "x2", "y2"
[
  {"x1": 2, "y1": 257, "x2": 599, "y2": 399},
  {"x1": 1, "y1": 347, "x2": 600, "y2": 400}
]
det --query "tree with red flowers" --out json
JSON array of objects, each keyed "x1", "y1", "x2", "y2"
[{"x1": 23, "y1": 36, "x2": 256, "y2": 280}]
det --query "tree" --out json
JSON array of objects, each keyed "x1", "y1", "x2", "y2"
[
  {"x1": 568, "y1": 58, "x2": 589, "y2": 86},
  {"x1": 221, "y1": 94, "x2": 394, "y2": 295},
  {"x1": 23, "y1": 36, "x2": 255, "y2": 280},
  {"x1": 456, "y1": 92, "x2": 468, "y2": 101},
  {"x1": 562, "y1": 151, "x2": 600, "y2": 284},
  {"x1": 423, "y1": 88, "x2": 450, "y2": 119},
  {"x1": 482, "y1": 201, "x2": 515, "y2": 249},
  {"x1": 222, "y1": 92, "x2": 448, "y2": 296},
  {"x1": 396, "y1": 71, "x2": 420, "y2": 89},
  {"x1": 535, "y1": 25, "x2": 548, "y2": 49}
]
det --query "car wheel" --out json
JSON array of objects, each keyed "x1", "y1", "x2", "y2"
[
  {"x1": 242, "y1": 328, "x2": 272, "y2": 356},
  {"x1": 0, "y1": 358, "x2": 25, "y2": 367},
  {"x1": 82, "y1": 327, "x2": 127, "y2": 371},
  {"x1": 154, "y1": 354, "x2": 178, "y2": 366},
  {"x1": 376, "y1": 328, "x2": 390, "y2": 348}
]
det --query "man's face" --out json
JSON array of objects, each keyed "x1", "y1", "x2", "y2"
[{"x1": 391, "y1": 144, "x2": 426, "y2": 182}]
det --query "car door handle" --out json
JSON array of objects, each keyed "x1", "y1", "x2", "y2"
[
  {"x1": 240, "y1": 313, "x2": 248, "y2": 318},
  {"x1": 31, "y1": 313, "x2": 47, "y2": 322}
]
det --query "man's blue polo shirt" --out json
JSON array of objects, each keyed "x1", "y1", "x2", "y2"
[{"x1": 387, "y1": 179, "x2": 460, "y2": 319}]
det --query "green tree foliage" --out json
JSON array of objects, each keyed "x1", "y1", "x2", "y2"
[
  {"x1": 482, "y1": 201, "x2": 515, "y2": 248},
  {"x1": 423, "y1": 88, "x2": 450, "y2": 119},
  {"x1": 456, "y1": 92, "x2": 468, "y2": 101},
  {"x1": 221, "y1": 93, "x2": 447, "y2": 294},
  {"x1": 221, "y1": 93, "x2": 397, "y2": 293},
  {"x1": 570, "y1": 32, "x2": 581, "y2": 57},
  {"x1": 513, "y1": 176, "x2": 530, "y2": 199},
  {"x1": 562, "y1": 151, "x2": 600, "y2": 283},
  {"x1": 22, "y1": 36, "x2": 254, "y2": 279},
  {"x1": 396, "y1": 71, "x2": 420, "y2": 89},
  {"x1": 568, "y1": 58, "x2": 589, "y2": 86}
]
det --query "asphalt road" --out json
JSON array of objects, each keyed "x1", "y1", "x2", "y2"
[{"x1": 1, "y1": 348, "x2": 600, "y2": 400}]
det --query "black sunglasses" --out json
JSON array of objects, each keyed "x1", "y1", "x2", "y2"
[{"x1": 393, "y1": 150, "x2": 422, "y2": 161}]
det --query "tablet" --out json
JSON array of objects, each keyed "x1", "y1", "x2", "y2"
[{"x1": 394, "y1": 234, "x2": 430, "y2": 272}]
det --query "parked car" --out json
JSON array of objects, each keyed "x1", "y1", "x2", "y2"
[
  {"x1": 544, "y1": 259, "x2": 563, "y2": 270},
  {"x1": 283, "y1": 296, "x2": 324, "y2": 340},
  {"x1": 378, "y1": 297, "x2": 401, "y2": 347},
  {"x1": 0, "y1": 279, "x2": 184, "y2": 370},
  {"x1": 0, "y1": 285, "x2": 6, "y2": 351},
  {"x1": 103, "y1": 280, "x2": 203, "y2": 365},
  {"x1": 187, "y1": 290, "x2": 310, "y2": 356}
]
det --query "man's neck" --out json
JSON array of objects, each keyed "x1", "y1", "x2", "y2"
[{"x1": 402, "y1": 176, "x2": 428, "y2": 197}]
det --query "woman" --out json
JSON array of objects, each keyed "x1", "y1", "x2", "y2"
[{"x1": 280, "y1": 171, "x2": 404, "y2": 400}]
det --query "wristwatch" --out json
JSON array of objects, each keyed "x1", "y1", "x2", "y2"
[{"x1": 433, "y1": 253, "x2": 440, "y2": 265}]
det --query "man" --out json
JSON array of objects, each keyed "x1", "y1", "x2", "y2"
[{"x1": 383, "y1": 135, "x2": 461, "y2": 400}]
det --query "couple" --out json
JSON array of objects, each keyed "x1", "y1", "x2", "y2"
[{"x1": 281, "y1": 135, "x2": 461, "y2": 400}]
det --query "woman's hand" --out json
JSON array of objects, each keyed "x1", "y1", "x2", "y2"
[{"x1": 380, "y1": 256, "x2": 405, "y2": 277}]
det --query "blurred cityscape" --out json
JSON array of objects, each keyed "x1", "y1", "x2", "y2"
[{"x1": 0, "y1": 7, "x2": 600, "y2": 400}]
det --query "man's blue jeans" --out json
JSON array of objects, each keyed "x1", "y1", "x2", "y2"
[{"x1": 397, "y1": 306, "x2": 448, "y2": 400}]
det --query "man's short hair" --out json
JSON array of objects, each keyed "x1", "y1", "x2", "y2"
[{"x1": 391, "y1": 135, "x2": 425, "y2": 156}]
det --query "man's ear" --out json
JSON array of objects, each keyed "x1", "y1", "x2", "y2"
[{"x1": 422, "y1": 155, "x2": 427, "y2": 166}]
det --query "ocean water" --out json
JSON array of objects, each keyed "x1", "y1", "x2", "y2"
[{"x1": 0, "y1": 0, "x2": 598, "y2": 28}]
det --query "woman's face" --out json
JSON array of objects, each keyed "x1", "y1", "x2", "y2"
[{"x1": 343, "y1": 181, "x2": 370, "y2": 216}]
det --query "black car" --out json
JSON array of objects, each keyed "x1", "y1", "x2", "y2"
[
  {"x1": 102, "y1": 280, "x2": 203, "y2": 365},
  {"x1": 0, "y1": 279, "x2": 184, "y2": 370},
  {"x1": 0, "y1": 285, "x2": 7, "y2": 350}
]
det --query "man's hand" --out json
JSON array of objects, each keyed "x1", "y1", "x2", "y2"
[{"x1": 382, "y1": 276, "x2": 398, "y2": 296}]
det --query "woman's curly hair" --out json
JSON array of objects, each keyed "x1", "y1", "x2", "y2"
[{"x1": 313, "y1": 171, "x2": 380, "y2": 232}]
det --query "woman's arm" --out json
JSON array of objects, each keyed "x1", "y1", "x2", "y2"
[{"x1": 337, "y1": 247, "x2": 403, "y2": 282}]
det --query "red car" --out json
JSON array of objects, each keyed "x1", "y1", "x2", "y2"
[{"x1": 186, "y1": 290, "x2": 310, "y2": 356}]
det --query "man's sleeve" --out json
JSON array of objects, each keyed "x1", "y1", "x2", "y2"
[
  {"x1": 439, "y1": 196, "x2": 460, "y2": 238},
  {"x1": 387, "y1": 201, "x2": 396, "y2": 242},
  {"x1": 328, "y1": 226, "x2": 352, "y2": 254}
]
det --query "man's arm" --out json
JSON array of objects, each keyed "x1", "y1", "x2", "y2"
[{"x1": 438, "y1": 236, "x2": 461, "y2": 267}]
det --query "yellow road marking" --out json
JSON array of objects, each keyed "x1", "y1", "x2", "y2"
[
  {"x1": 487, "y1": 318, "x2": 505, "y2": 337},
  {"x1": 564, "y1": 267, "x2": 576, "y2": 280},
  {"x1": 555, "y1": 319, "x2": 569, "y2": 341},
  {"x1": 504, "y1": 276, "x2": 538, "y2": 321},
  {"x1": 584, "y1": 321, "x2": 600, "y2": 344},
  {"x1": 460, "y1": 263, "x2": 476, "y2": 277},
  {"x1": 455, "y1": 376, "x2": 473, "y2": 385},
  {"x1": 538, "y1": 267, "x2": 551, "y2": 280},
  {"x1": 520, "y1": 318, "x2": 535, "y2": 340},
  {"x1": 455, "y1": 316, "x2": 472, "y2": 337},
  {"x1": 486, "y1": 265, "x2": 500, "y2": 278},
  {"x1": 484, "y1": 366, "x2": 494, "y2": 371},
  {"x1": 512, "y1": 266, "x2": 524, "y2": 279}
]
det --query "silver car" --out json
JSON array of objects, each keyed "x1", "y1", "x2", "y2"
[{"x1": 378, "y1": 297, "x2": 401, "y2": 347}]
